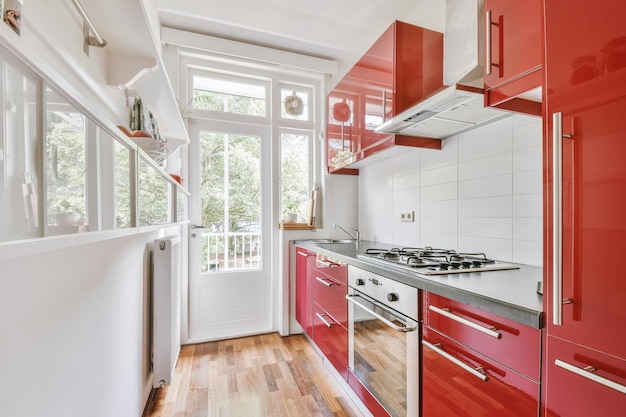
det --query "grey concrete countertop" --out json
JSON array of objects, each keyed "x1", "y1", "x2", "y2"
[{"x1": 295, "y1": 240, "x2": 544, "y2": 329}]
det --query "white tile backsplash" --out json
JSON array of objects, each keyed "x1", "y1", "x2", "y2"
[{"x1": 357, "y1": 114, "x2": 543, "y2": 266}]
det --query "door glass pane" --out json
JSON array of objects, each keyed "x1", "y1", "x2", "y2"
[
  {"x1": 281, "y1": 132, "x2": 310, "y2": 224},
  {"x1": 0, "y1": 59, "x2": 40, "y2": 241},
  {"x1": 200, "y1": 131, "x2": 261, "y2": 272},
  {"x1": 46, "y1": 87, "x2": 87, "y2": 235}
]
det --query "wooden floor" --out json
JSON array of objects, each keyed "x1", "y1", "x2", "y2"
[{"x1": 146, "y1": 333, "x2": 366, "y2": 417}]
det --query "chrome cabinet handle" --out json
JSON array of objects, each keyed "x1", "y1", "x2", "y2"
[
  {"x1": 297, "y1": 251, "x2": 313, "y2": 258},
  {"x1": 552, "y1": 112, "x2": 573, "y2": 326},
  {"x1": 316, "y1": 312, "x2": 333, "y2": 328},
  {"x1": 422, "y1": 340, "x2": 488, "y2": 381},
  {"x1": 316, "y1": 260, "x2": 338, "y2": 267},
  {"x1": 346, "y1": 294, "x2": 418, "y2": 332},
  {"x1": 485, "y1": 10, "x2": 492, "y2": 75},
  {"x1": 315, "y1": 276, "x2": 335, "y2": 287},
  {"x1": 555, "y1": 359, "x2": 626, "y2": 395},
  {"x1": 429, "y1": 305, "x2": 501, "y2": 339}
]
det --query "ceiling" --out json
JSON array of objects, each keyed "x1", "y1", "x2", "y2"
[{"x1": 155, "y1": 0, "x2": 444, "y2": 82}]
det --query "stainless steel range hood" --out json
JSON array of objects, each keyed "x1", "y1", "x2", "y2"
[{"x1": 376, "y1": 0, "x2": 509, "y2": 140}]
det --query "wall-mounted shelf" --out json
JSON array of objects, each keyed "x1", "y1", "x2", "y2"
[{"x1": 80, "y1": 0, "x2": 189, "y2": 155}]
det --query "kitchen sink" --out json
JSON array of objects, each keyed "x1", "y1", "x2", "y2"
[{"x1": 310, "y1": 239, "x2": 356, "y2": 244}]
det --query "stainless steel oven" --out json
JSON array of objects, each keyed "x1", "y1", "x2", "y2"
[{"x1": 346, "y1": 265, "x2": 419, "y2": 417}]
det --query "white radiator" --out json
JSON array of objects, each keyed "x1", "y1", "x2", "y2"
[{"x1": 152, "y1": 235, "x2": 182, "y2": 388}]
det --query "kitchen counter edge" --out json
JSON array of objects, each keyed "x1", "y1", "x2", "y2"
[{"x1": 294, "y1": 240, "x2": 544, "y2": 329}]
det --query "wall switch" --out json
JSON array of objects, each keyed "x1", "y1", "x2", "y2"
[{"x1": 400, "y1": 211, "x2": 414, "y2": 222}]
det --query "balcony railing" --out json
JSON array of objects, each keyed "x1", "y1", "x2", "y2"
[{"x1": 201, "y1": 231, "x2": 261, "y2": 272}]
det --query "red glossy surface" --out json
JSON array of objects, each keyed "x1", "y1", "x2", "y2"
[
  {"x1": 312, "y1": 272, "x2": 347, "y2": 327},
  {"x1": 347, "y1": 371, "x2": 391, "y2": 417},
  {"x1": 544, "y1": 0, "x2": 626, "y2": 360},
  {"x1": 313, "y1": 303, "x2": 348, "y2": 381},
  {"x1": 422, "y1": 327, "x2": 540, "y2": 417},
  {"x1": 544, "y1": 336, "x2": 626, "y2": 417},
  {"x1": 327, "y1": 21, "x2": 443, "y2": 173},
  {"x1": 295, "y1": 247, "x2": 316, "y2": 337},
  {"x1": 423, "y1": 292, "x2": 541, "y2": 380},
  {"x1": 484, "y1": 0, "x2": 542, "y2": 113},
  {"x1": 314, "y1": 261, "x2": 348, "y2": 285}
]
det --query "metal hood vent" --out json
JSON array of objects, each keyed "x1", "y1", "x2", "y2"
[{"x1": 376, "y1": 0, "x2": 509, "y2": 140}]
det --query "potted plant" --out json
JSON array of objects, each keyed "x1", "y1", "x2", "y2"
[{"x1": 283, "y1": 203, "x2": 298, "y2": 223}]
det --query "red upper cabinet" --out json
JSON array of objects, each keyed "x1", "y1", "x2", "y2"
[
  {"x1": 327, "y1": 21, "x2": 443, "y2": 174},
  {"x1": 543, "y1": 0, "x2": 626, "y2": 415},
  {"x1": 484, "y1": 0, "x2": 543, "y2": 115}
]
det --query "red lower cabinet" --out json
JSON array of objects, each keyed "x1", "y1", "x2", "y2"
[
  {"x1": 544, "y1": 336, "x2": 626, "y2": 417},
  {"x1": 422, "y1": 328, "x2": 540, "y2": 417},
  {"x1": 312, "y1": 303, "x2": 348, "y2": 381}
]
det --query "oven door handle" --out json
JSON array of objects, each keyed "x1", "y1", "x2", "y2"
[{"x1": 346, "y1": 294, "x2": 417, "y2": 332}]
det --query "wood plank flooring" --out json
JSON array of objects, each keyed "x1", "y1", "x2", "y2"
[{"x1": 145, "y1": 333, "x2": 366, "y2": 417}]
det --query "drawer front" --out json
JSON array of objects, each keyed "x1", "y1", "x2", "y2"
[
  {"x1": 313, "y1": 272, "x2": 347, "y2": 327},
  {"x1": 423, "y1": 292, "x2": 541, "y2": 380},
  {"x1": 314, "y1": 261, "x2": 348, "y2": 285},
  {"x1": 313, "y1": 303, "x2": 348, "y2": 381},
  {"x1": 422, "y1": 326, "x2": 540, "y2": 417}
]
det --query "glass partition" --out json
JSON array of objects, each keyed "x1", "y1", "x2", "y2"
[
  {"x1": 0, "y1": 57, "x2": 41, "y2": 242},
  {"x1": 45, "y1": 87, "x2": 87, "y2": 235},
  {"x1": 113, "y1": 138, "x2": 132, "y2": 229},
  {"x1": 138, "y1": 156, "x2": 170, "y2": 226}
]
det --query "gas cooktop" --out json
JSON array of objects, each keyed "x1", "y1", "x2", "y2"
[{"x1": 356, "y1": 247, "x2": 519, "y2": 276}]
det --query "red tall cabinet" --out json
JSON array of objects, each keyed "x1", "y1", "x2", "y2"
[{"x1": 543, "y1": 1, "x2": 626, "y2": 416}]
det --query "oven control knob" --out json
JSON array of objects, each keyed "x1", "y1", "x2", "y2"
[
  {"x1": 387, "y1": 292, "x2": 399, "y2": 302},
  {"x1": 356, "y1": 278, "x2": 365, "y2": 286}
]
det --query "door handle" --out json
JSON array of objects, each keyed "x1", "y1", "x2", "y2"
[
  {"x1": 552, "y1": 112, "x2": 573, "y2": 326},
  {"x1": 190, "y1": 224, "x2": 205, "y2": 229}
]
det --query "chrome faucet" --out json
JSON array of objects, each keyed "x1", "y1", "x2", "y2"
[{"x1": 333, "y1": 223, "x2": 361, "y2": 242}]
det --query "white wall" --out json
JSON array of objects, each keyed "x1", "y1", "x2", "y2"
[
  {"x1": 0, "y1": 226, "x2": 181, "y2": 417},
  {"x1": 358, "y1": 114, "x2": 543, "y2": 266}
]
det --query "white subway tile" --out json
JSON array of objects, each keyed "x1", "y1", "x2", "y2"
[
  {"x1": 459, "y1": 116, "x2": 513, "y2": 143},
  {"x1": 513, "y1": 168, "x2": 543, "y2": 195},
  {"x1": 513, "y1": 218, "x2": 543, "y2": 242},
  {"x1": 459, "y1": 196, "x2": 512, "y2": 218},
  {"x1": 421, "y1": 217, "x2": 458, "y2": 235},
  {"x1": 459, "y1": 174, "x2": 512, "y2": 199},
  {"x1": 421, "y1": 200, "x2": 458, "y2": 218},
  {"x1": 512, "y1": 240, "x2": 543, "y2": 266},
  {"x1": 421, "y1": 164, "x2": 458, "y2": 186},
  {"x1": 513, "y1": 118, "x2": 542, "y2": 149},
  {"x1": 421, "y1": 182, "x2": 458, "y2": 202},
  {"x1": 513, "y1": 193, "x2": 543, "y2": 218},
  {"x1": 459, "y1": 217, "x2": 512, "y2": 239},
  {"x1": 458, "y1": 236, "x2": 513, "y2": 262},
  {"x1": 459, "y1": 153, "x2": 513, "y2": 181},
  {"x1": 459, "y1": 128, "x2": 513, "y2": 162},
  {"x1": 513, "y1": 145, "x2": 542, "y2": 172}
]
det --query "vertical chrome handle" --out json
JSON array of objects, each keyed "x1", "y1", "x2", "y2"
[
  {"x1": 555, "y1": 359, "x2": 626, "y2": 395},
  {"x1": 552, "y1": 112, "x2": 572, "y2": 326},
  {"x1": 485, "y1": 10, "x2": 492, "y2": 75}
]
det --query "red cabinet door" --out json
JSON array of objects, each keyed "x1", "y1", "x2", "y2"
[
  {"x1": 484, "y1": 0, "x2": 542, "y2": 115},
  {"x1": 312, "y1": 303, "x2": 348, "y2": 381},
  {"x1": 423, "y1": 292, "x2": 541, "y2": 381},
  {"x1": 544, "y1": 0, "x2": 626, "y2": 360},
  {"x1": 544, "y1": 336, "x2": 626, "y2": 417},
  {"x1": 295, "y1": 247, "x2": 315, "y2": 337},
  {"x1": 422, "y1": 327, "x2": 540, "y2": 417}
]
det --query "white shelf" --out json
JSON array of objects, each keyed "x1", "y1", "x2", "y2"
[{"x1": 80, "y1": 0, "x2": 189, "y2": 154}]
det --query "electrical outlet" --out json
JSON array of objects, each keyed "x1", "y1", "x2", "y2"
[{"x1": 400, "y1": 211, "x2": 414, "y2": 222}]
